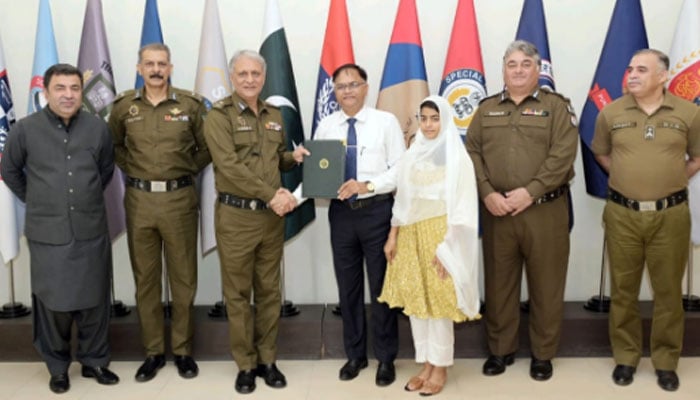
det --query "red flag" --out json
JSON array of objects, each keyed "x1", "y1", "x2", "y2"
[
  {"x1": 311, "y1": 0, "x2": 354, "y2": 137},
  {"x1": 439, "y1": 0, "x2": 486, "y2": 139}
]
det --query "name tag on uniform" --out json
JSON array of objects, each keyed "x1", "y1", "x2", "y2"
[
  {"x1": 521, "y1": 108, "x2": 549, "y2": 116},
  {"x1": 236, "y1": 126, "x2": 253, "y2": 132},
  {"x1": 611, "y1": 121, "x2": 636, "y2": 130},
  {"x1": 485, "y1": 111, "x2": 510, "y2": 117}
]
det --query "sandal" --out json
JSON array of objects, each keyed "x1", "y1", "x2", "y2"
[
  {"x1": 419, "y1": 380, "x2": 444, "y2": 397},
  {"x1": 404, "y1": 376, "x2": 424, "y2": 392}
]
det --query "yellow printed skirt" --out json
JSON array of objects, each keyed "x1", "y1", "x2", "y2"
[{"x1": 378, "y1": 215, "x2": 468, "y2": 322}]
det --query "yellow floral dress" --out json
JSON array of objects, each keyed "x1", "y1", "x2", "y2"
[{"x1": 378, "y1": 166, "x2": 469, "y2": 322}]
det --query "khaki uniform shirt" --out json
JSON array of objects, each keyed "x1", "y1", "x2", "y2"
[
  {"x1": 466, "y1": 88, "x2": 578, "y2": 200},
  {"x1": 109, "y1": 86, "x2": 210, "y2": 179},
  {"x1": 203, "y1": 92, "x2": 296, "y2": 202},
  {"x1": 592, "y1": 92, "x2": 700, "y2": 200}
]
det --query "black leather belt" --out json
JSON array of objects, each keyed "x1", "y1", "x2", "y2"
[
  {"x1": 219, "y1": 193, "x2": 268, "y2": 210},
  {"x1": 338, "y1": 193, "x2": 392, "y2": 210},
  {"x1": 127, "y1": 176, "x2": 192, "y2": 192},
  {"x1": 608, "y1": 188, "x2": 687, "y2": 212},
  {"x1": 534, "y1": 184, "x2": 569, "y2": 205}
]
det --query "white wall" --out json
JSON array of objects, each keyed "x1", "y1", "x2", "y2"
[{"x1": 0, "y1": 0, "x2": 697, "y2": 307}]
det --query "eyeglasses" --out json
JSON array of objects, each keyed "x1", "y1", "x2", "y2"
[{"x1": 334, "y1": 81, "x2": 366, "y2": 92}]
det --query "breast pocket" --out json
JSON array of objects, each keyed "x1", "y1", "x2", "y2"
[{"x1": 519, "y1": 116, "x2": 550, "y2": 144}]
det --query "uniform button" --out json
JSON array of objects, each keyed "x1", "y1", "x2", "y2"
[
  {"x1": 63, "y1": 139, "x2": 68, "y2": 143},
  {"x1": 70, "y1": 206, "x2": 74, "y2": 211},
  {"x1": 67, "y1": 155, "x2": 71, "y2": 160},
  {"x1": 69, "y1": 189, "x2": 74, "y2": 193},
  {"x1": 68, "y1": 171, "x2": 73, "y2": 176}
]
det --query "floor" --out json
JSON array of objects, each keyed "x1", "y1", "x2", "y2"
[{"x1": 0, "y1": 357, "x2": 698, "y2": 399}]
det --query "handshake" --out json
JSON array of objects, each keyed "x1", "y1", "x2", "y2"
[{"x1": 268, "y1": 187, "x2": 297, "y2": 217}]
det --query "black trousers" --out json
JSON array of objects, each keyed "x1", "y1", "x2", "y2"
[
  {"x1": 32, "y1": 294, "x2": 111, "y2": 376},
  {"x1": 329, "y1": 198, "x2": 398, "y2": 363}
]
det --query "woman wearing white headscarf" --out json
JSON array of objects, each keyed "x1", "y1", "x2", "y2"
[{"x1": 378, "y1": 95, "x2": 480, "y2": 396}]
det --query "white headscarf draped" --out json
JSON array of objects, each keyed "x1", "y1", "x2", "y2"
[{"x1": 391, "y1": 95, "x2": 480, "y2": 319}]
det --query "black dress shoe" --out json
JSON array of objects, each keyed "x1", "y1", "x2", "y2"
[
  {"x1": 612, "y1": 365, "x2": 636, "y2": 386},
  {"x1": 235, "y1": 369, "x2": 257, "y2": 394},
  {"x1": 135, "y1": 355, "x2": 165, "y2": 382},
  {"x1": 656, "y1": 370, "x2": 679, "y2": 391},
  {"x1": 482, "y1": 353, "x2": 515, "y2": 376},
  {"x1": 255, "y1": 363, "x2": 286, "y2": 388},
  {"x1": 49, "y1": 373, "x2": 70, "y2": 394},
  {"x1": 375, "y1": 362, "x2": 396, "y2": 387},
  {"x1": 530, "y1": 358, "x2": 553, "y2": 381},
  {"x1": 339, "y1": 358, "x2": 368, "y2": 381},
  {"x1": 174, "y1": 355, "x2": 199, "y2": 379},
  {"x1": 81, "y1": 365, "x2": 119, "y2": 385}
]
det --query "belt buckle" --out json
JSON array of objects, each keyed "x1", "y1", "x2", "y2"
[
  {"x1": 249, "y1": 199, "x2": 258, "y2": 210},
  {"x1": 151, "y1": 181, "x2": 167, "y2": 192},
  {"x1": 637, "y1": 200, "x2": 656, "y2": 212}
]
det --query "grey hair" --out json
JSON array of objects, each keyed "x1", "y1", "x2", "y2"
[
  {"x1": 138, "y1": 43, "x2": 171, "y2": 63},
  {"x1": 228, "y1": 50, "x2": 267, "y2": 74},
  {"x1": 632, "y1": 48, "x2": 670, "y2": 72},
  {"x1": 503, "y1": 40, "x2": 541, "y2": 66}
]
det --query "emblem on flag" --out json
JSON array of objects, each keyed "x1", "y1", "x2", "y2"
[{"x1": 440, "y1": 68, "x2": 485, "y2": 135}]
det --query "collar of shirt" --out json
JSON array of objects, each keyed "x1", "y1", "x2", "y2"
[
  {"x1": 499, "y1": 88, "x2": 541, "y2": 104},
  {"x1": 337, "y1": 105, "x2": 368, "y2": 126},
  {"x1": 43, "y1": 106, "x2": 81, "y2": 130},
  {"x1": 231, "y1": 92, "x2": 269, "y2": 116},
  {"x1": 622, "y1": 90, "x2": 675, "y2": 112},
  {"x1": 132, "y1": 86, "x2": 180, "y2": 103}
]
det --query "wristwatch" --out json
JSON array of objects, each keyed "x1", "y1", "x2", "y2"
[{"x1": 365, "y1": 181, "x2": 375, "y2": 193}]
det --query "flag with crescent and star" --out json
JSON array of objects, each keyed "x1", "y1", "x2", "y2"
[{"x1": 261, "y1": 0, "x2": 315, "y2": 241}]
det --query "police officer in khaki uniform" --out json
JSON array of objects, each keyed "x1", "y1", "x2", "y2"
[
  {"x1": 592, "y1": 49, "x2": 700, "y2": 392},
  {"x1": 108, "y1": 43, "x2": 209, "y2": 382},
  {"x1": 466, "y1": 40, "x2": 578, "y2": 381},
  {"x1": 203, "y1": 49, "x2": 306, "y2": 395}
]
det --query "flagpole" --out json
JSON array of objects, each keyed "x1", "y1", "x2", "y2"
[
  {"x1": 683, "y1": 243, "x2": 700, "y2": 311},
  {"x1": 109, "y1": 250, "x2": 130, "y2": 317},
  {"x1": 279, "y1": 253, "x2": 299, "y2": 317},
  {"x1": 0, "y1": 260, "x2": 30, "y2": 319},
  {"x1": 584, "y1": 238, "x2": 610, "y2": 312}
]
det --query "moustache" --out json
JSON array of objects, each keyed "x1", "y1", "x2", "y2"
[{"x1": 149, "y1": 74, "x2": 164, "y2": 79}]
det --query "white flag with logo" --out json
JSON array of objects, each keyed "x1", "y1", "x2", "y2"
[{"x1": 668, "y1": 0, "x2": 700, "y2": 244}]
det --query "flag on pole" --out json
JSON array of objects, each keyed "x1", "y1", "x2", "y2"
[
  {"x1": 0, "y1": 33, "x2": 20, "y2": 264},
  {"x1": 27, "y1": 0, "x2": 58, "y2": 114},
  {"x1": 78, "y1": 0, "x2": 126, "y2": 242},
  {"x1": 668, "y1": 0, "x2": 700, "y2": 244},
  {"x1": 261, "y1": 0, "x2": 315, "y2": 241},
  {"x1": 376, "y1": 0, "x2": 429, "y2": 146},
  {"x1": 135, "y1": 0, "x2": 164, "y2": 88},
  {"x1": 439, "y1": 0, "x2": 486, "y2": 139},
  {"x1": 194, "y1": 0, "x2": 231, "y2": 255},
  {"x1": 579, "y1": 0, "x2": 648, "y2": 198},
  {"x1": 311, "y1": 0, "x2": 354, "y2": 137},
  {"x1": 515, "y1": 0, "x2": 555, "y2": 90}
]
